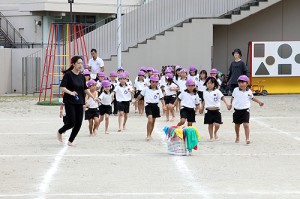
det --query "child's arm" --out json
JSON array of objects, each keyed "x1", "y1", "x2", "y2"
[
  {"x1": 173, "y1": 98, "x2": 179, "y2": 108},
  {"x1": 199, "y1": 100, "x2": 205, "y2": 114},
  {"x1": 221, "y1": 96, "x2": 231, "y2": 110},
  {"x1": 84, "y1": 94, "x2": 90, "y2": 109},
  {"x1": 252, "y1": 97, "x2": 264, "y2": 107},
  {"x1": 195, "y1": 104, "x2": 200, "y2": 113},
  {"x1": 59, "y1": 104, "x2": 64, "y2": 118},
  {"x1": 160, "y1": 98, "x2": 166, "y2": 111}
]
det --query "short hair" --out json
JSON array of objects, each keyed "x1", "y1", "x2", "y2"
[
  {"x1": 199, "y1": 70, "x2": 208, "y2": 79},
  {"x1": 204, "y1": 76, "x2": 219, "y2": 90},
  {"x1": 91, "y1": 49, "x2": 97, "y2": 53}
]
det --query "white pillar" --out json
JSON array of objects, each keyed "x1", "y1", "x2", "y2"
[{"x1": 117, "y1": 0, "x2": 122, "y2": 69}]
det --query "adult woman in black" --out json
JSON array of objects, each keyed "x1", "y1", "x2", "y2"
[{"x1": 57, "y1": 56, "x2": 99, "y2": 146}]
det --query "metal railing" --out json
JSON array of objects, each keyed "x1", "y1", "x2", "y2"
[
  {"x1": 76, "y1": 0, "x2": 253, "y2": 60},
  {"x1": 0, "y1": 12, "x2": 31, "y2": 48}
]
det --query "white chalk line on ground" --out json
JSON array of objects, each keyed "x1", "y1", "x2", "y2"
[
  {"x1": 2, "y1": 153, "x2": 300, "y2": 158},
  {"x1": 252, "y1": 118, "x2": 300, "y2": 141},
  {"x1": 34, "y1": 136, "x2": 69, "y2": 199},
  {"x1": 1, "y1": 191, "x2": 300, "y2": 197},
  {"x1": 154, "y1": 127, "x2": 213, "y2": 199}
]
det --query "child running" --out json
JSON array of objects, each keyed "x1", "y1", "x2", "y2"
[
  {"x1": 229, "y1": 75, "x2": 264, "y2": 144},
  {"x1": 109, "y1": 71, "x2": 119, "y2": 115},
  {"x1": 201, "y1": 76, "x2": 231, "y2": 141},
  {"x1": 84, "y1": 79, "x2": 100, "y2": 136},
  {"x1": 134, "y1": 70, "x2": 147, "y2": 115},
  {"x1": 114, "y1": 73, "x2": 134, "y2": 132},
  {"x1": 174, "y1": 79, "x2": 200, "y2": 126},
  {"x1": 188, "y1": 65, "x2": 199, "y2": 82},
  {"x1": 197, "y1": 70, "x2": 207, "y2": 103},
  {"x1": 98, "y1": 80, "x2": 114, "y2": 134},
  {"x1": 164, "y1": 73, "x2": 179, "y2": 121},
  {"x1": 137, "y1": 75, "x2": 165, "y2": 141}
]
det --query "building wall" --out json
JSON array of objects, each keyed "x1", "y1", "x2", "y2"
[
  {"x1": 213, "y1": 0, "x2": 300, "y2": 75},
  {"x1": 0, "y1": 48, "x2": 12, "y2": 95},
  {"x1": 104, "y1": 19, "x2": 214, "y2": 77}
]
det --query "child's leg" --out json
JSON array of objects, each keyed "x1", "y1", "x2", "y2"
[
  {"x1": 177, "y1": 118, "x2": 186, "y2": 126},
  {"x1": 118, "y1": 111, "x2": 124, "y2": 132},
  {"x1": 165, "y1": 105, "x2": 170, "y2": 121},
  {"x1": 243, "y1": 123, "x2": 250, "y2": 144},
  {"x1": 169, "y1": 104, "x2": 175, "y2": 121},
  {"x1": 147, "y1": 115, "x2": 154, "y2": 140},
  {"x1": 141, "y1": 100, "x2": 145, "y2": 114},
  {"x1": 105, "y1": 114, "x2": 109, "y2": 133},
  {"x1": 208, "y1": 124, "x2": 214, "y2": 141},
  {"x1": 138, "y1": 100, "x2": 144, "y2": 115},
  {"x1": 93, "y1": 117, "x2": 100, "y2": 135},
  {"x1": 88, "y1": 119, "x2": 93, "y2": 135},
  {"x1": 214, "y1": 123, "x2": 220, "y2": 140},
  {"x1": 235, "y1": 124, "x2": 241, "y2": 143},
  {"x1": 123, "y1": 113, "x2": 128, "y2": 130},
  {"x1": 134, "y1": 100, "x2": 138, "y2": 113},
  {"x1": 187, "y1": 122, "x2": 193, "y2": 126},
  {"x1": 150, "y1": 118, "x2": 156, "y2": 137}
]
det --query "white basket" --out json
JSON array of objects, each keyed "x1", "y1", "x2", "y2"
[{"x1": 167, "y1": 135, "x2": 187, "y2": 156}]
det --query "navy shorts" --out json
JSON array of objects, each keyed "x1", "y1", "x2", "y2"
[
  {"x1": 233, "y1": 109, "x2": 250, "y2": 124},
  {"x1": 145, "y1": 103, "x2": 160, "y2": 118},
  {"x1": 117, "y1": 101, "x2": 130, "y2": 113},
  {"x1": 85, "y1": 108, "x2": 100, "y2": 120},
  {"x1": 180, "y1": 107, "x2": 196, "y2": 123},
  {"x1": 99, "y1": 104, "x2": 112, "y2": 115},
  {"x1": 164, "y1": 95, "x2": 176, "y2": 105},
  {"x1": 204, "y1": 109, "x2": 223, "y2": 124}
]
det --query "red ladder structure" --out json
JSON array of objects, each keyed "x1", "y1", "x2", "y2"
[{"x1": 38, "y1": 23, "x2": 89, "y2": 103}]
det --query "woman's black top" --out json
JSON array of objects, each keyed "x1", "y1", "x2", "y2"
[{"x1": 60, "y1": 71, "x2": 87, "y2": 105}]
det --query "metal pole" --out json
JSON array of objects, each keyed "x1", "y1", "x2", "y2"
[
  {"x1": 69, "y1": 0, "x2": 74, "y2": 22},
  {"x1": 117, "y1": 0, "x2": 122, "y2": 69}
]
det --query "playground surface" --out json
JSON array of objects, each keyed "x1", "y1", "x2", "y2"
[{"x1": 0, "y1": 95, "x2": 299, "y2": 199}]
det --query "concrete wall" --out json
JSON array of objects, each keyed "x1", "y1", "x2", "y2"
[
  {"x1": 11, "y1": 48, "x2": 43, "y2": 94},
  {"x1": 0, "y1": 48, "x2": 12, "y2": 95},
  {"x1": 213, "y1": 0, "x2": 300, "y2": 75},
  {"x1": 104, "y1": 19, "x2": 214, "y2": 76}
]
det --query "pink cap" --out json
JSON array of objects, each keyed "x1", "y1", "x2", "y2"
[
  {"x1": 138, "y1": 70, "x2": 145, "y2": 76},
  {"x1": 165, "y1": 68, "x2": 172, "y2": 73},
  {"x1": 180, "y1": 68, "x2": 187, "y2": 74},
  {"x1": 147, "y1": 67, "x2": 154, "y2": 72},
  {"x1": 87, "y1": 79, "x2": 96, "y2": 87},
  {"x1": 186, "y1": 79, "x2": 196, "y2": 86},
  {"x1": 150, "y1": 75, "x2": 159, "y2": 82},
  {"x1": 83, "y1": 69, "x2": 90, "y2": 75},
  {"x1": 175, "y1": 65, "x2": 182, "y2": 70},
  {"x1": 237, "y1": 75, "x2": 249, "y2": 82},
  {"x1": 110, "y1": 71, "x2": 117, "y2": 76},
  {"x1": 118, "y1": 73, "x2": 126, "y2": 79},
  {"x1": 140, "y1": 66, "x2": 147, "y2": 71},
  {"x1": 189, "y1": 65, "x2": 197, "y2": 72},
  {"x1": 166, "y1": 73, "x2": 174, "y2": 80},
  {"x1": 210, "y1": 68, "x2": 218, "y2": 74},
  {"x1": 101, "y1": 80, "x2": 111, "y2": 87},
  {"x1": 153, "y1": 69, "x2": 159, "y2": 75},
  {"x1": 97, "y1": 72, "x2": 105, "y2": 77},
  {"x1": 117, "y1": 67, "x2": 124, "y2": 71}
]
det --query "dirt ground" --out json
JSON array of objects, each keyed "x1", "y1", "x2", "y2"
[{"x1": 0, "y1": 94, "x2": 299, "y2": 199}]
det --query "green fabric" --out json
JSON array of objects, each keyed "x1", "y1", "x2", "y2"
[
  {"x1": 170, "y1": 128, "x2": 176, "y2": 137},
  {"x1": 185, "y1": 128, "x2": 199, "y2": 150}
]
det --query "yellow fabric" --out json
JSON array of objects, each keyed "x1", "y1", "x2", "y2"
[
  {"x1": 174, "y1": 128, "x2": 184, "y2": 139},
  {"x1": 190, "y1": 126, "x2": 201, "y2": 141}
]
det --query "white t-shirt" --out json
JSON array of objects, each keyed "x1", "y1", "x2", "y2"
[
  {"x1": 188, "y1": 74, "x2": 200, "y2": 82},
  {"x1": 232, "y1": 87, "x2": 253, "y2": 109},
  {"x1": 197, "y1": 79, "x2": 206, "y2": 92},
  {"x1": 176, "y1": 78, "x2": 187, "y2": 92},
  {"x1": 159, "y1": 78, "x2": 167, "y2": 90},
  {"x1": 88, "y1": 57, "x2": 104, "y2": 76},
  {"x1": 99, "y1": 91, "x2": 113, "y2": 105},
  {"x1": 114, "y1": 83, "x2": 133, "y2": 102},
  {"x1": 134, "y1": 80, "x2": 148, "y2": 91},
  {"x1": 178, "y1": 91, "x2": 200, "y2": 109},
  {"x1": 141, "y1": 87, "x2": 164, "y2": 104},
  {"x1": 86, "y1": 96, "x2": 99, "y2": 109},
  {"x1": 217, "y1": 78, "x2": 222, "y2": 87},
  {"x1": 203, "y1": 89, "x2": 224, "y2": 108},
  {"x1": 165, "y1": 83, "x2": 178, "y2": 96}
]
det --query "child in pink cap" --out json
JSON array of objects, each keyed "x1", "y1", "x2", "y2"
[{"x1": 229, "y1": 75, "x2": 264, "y2": 144}]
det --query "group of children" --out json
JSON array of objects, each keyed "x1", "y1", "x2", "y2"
[{"x1": 60, "y1": 62, "x2": 264, "y2": 144}]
